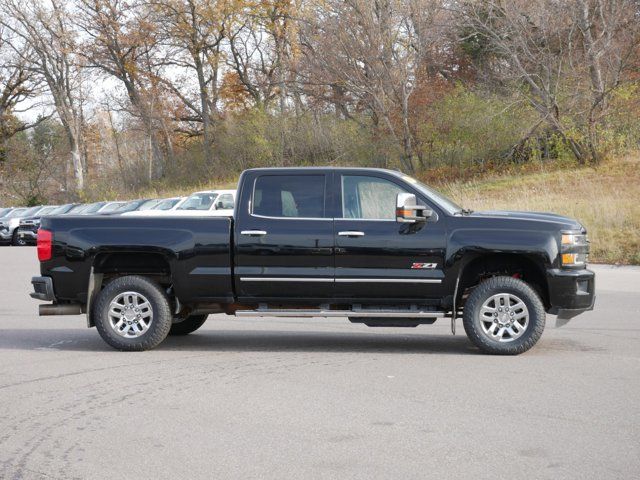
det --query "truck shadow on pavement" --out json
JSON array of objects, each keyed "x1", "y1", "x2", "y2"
[{"x1": 0, "y1": 328, "x2": 477, "y2": 355}]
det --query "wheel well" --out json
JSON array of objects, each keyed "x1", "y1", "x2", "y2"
[
  {"x1": 458, "y1": 254, "x2": 549, "y2": 308},
  {"x1": 93, "y1": 252, "x2": 171, "y2": 285}
]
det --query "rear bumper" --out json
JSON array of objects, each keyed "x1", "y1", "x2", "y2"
[
  {"x1": 546, "y1": 268, "x2": 595, "y2": 318},
  {"x1": 31, "y1": 276, "x2": 56, "y2": 301}
]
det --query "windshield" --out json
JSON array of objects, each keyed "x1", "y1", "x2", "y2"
[
  {"x1": 21, "y1": 206, "x2": 43, "y2": 217},
  {"x1": 177, "y1": 193, "x2": 218, "y2": 211},
  {"x1": 114, "y1": 200, "x2": 144, "y2": 213},
  {"x1": 154, "y1": 198, "x2": 181, "y2": 210},
  {"x1": 67, "y1": 204, "x2": 88, "y2": 214},
  {"x1": 138, "y1": 199, "x2": 161, "y2": 211},
  {"x1": 82, "y1": 202, "x2": 106, "y2": 214},
  {"x1": 47, "y1": 204, "x2": 73, "y2": 215},
  {"x1": 99, "y1": 202, "x2": 126, "y2": 213},
  {"x1": 398, "y1": 175, "x2": 463, "y2": 215},
  {"x1": 0, "y1": 208, "x2": 12, "y2": 217},
  {"x1": 36, "y1": 206, "x2": 57, "y2": 216},
  {"x1": 5, "y1": 208, "x2": 26, "y2": 218}
]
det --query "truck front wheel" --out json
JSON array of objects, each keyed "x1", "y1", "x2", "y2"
[
  {"x1": 12, "y1": 230, "x2": 26, "y2": 246},
  {"x1": 93, "y1": 275, "x2": 173, "y2": 351},
  {"x1": 462, "y1": 276, "x2": 546, "y2": 355},
  {"x1": 169, "y1": 314, "x2": 208, "y2": 336}
]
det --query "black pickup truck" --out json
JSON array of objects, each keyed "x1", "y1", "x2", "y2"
[{"x1": 30, "y1": 167, "x2": 595, "y2": 354}]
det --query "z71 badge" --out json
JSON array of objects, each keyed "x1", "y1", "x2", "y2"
[{"x1": 411, "y1": 262, "x2": 437, "y2": 269}]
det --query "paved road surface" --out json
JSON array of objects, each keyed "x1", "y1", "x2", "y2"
[{"x1": 0, "y1": 248, "x2": 638, "y2": 479}]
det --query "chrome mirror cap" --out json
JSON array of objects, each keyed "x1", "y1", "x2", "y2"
[{"x1": 396, "y1": 193, "x2": 432, "y2": 223}]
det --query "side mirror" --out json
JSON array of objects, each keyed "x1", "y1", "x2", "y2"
[
  {"x1": 215, "y1": 201, "x2": 223, "y2": 210},
  {"x1": 396, "y1": 193, "x2": 432, "y2": 223}
]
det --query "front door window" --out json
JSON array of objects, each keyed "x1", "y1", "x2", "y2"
[{"x1": 341, "y1": 175, "x2": 407, "y2": 220}]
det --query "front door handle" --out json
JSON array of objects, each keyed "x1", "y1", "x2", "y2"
[
  {"x1": 241, "y1": 230, "x2": 267, "y2": 236},
  {"x1": 338, "y1": 231, "x2": 365, "y2": 237}
]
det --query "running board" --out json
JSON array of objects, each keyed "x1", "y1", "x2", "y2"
[{"x1": 235, "y1": 309, "x2": 445, "y2": 319}]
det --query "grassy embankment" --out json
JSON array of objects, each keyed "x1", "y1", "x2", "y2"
[{"x1": 144, "y1": 153, "x2": 639, "y2": 265}]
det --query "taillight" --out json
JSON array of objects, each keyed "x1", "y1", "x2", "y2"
[{"x1": 37, "y1": 229, "x2": 53, "y2": 261}]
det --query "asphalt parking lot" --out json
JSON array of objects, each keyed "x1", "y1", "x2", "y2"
[{"x1": 0, "y1": 248, "x2": 638, "y2": 479}]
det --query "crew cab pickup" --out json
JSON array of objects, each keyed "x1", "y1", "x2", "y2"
[{"x1": 30, "y1": 168, "x2": 595, "y2": 354}]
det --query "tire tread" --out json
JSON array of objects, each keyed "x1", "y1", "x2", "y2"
[
  {"x1": 93, "y1": 275, "x2": 172, "y2": 351},
  {"x1": 169, "y1": 314, "x2": 208, "y2": 336},
  {"x1": 462, "y1": 276, "x2": 546, "y2": 355}
]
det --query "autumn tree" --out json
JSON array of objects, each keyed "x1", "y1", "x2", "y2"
[
  {"x1": 225, "y1": 0, "x2": 300, "y2": 111},
  {"x1": 78, "y1": 0, "x2": 172, "y2": 180},
  {"x1": 571, "y1": 0, "x2": 640, "y2": 162},
  {"x1": 0, "y1": 24, "x2": 45, "y2": 163},
  {"x1": 299, "y1": 0, "x2": 445, "y2": 172},
  {"x1": 458, "y1": 0, "x2": 640, "y2": 164},
  {"x1": 0, "y1": 0, "x2": 87, "y2": 190},
  {"x1": 148, "y1": 0, "x2": 236, "y2": 165}
]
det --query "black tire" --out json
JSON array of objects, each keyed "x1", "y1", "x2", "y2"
[
  {"x1": 93, "y1": 275, "x2": 173, "y2": 351},
  {"x1": 12, "y1": 230, "x2": 26, "y2": 246},
  {"x1": 169, "y1": 314, "x2": 208, "y2": 336},
  {"x1": 463, "y1": 276, "x2": 546, "y2": 355}
]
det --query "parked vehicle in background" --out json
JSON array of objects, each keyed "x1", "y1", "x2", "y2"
[
  {"x1": 0, "y1": 207, "x2": 27, "y2": 221},
  {"x1": 0, "y1": 205, "x2": 46, "y2": 245},
  {"x1": 156, "y1": 190, "x2": 235, "y2": 216},
  {"x1": 94, "y1": 201, "x2": 127, "y2": 215},
  {"x1": 29, "y1": 167, "x2": 594, "y2": 353},
  {"x1": 121, "y1": 197, "x2": 185, "y2": 217},
  {"x1": 66, "y1": 204, "x2": 89, "y2": 215},
  {"x1": 73, "y1": 202, "x2": 108, "y2": 215},
  {"x1": 132, "y1": 199, "x2": 162, "y2": 212},
  {"x1": 104, "y1": 199, "x2": 155, "y2": 216},
  {"x1": 16, "y1": 204, "x2": 78, "y2": 246},
  {"x1": 14, "y1": 205, "x2": 59, "y2": 246},
  {"x1": 154, "y1": 197, "x2": 185, "y2": 211}
]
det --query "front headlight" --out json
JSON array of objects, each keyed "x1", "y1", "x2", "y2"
[
  {"x1": 561, "y1": 233, "x2": 587, "y2": 246},
  {"x1": 561, "y1": 231, "x2": 589, "y2": 267}
]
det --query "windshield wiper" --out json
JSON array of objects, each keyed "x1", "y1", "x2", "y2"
[{"x1": 455, "y1": 208, "x2": 474, "y2": 215}]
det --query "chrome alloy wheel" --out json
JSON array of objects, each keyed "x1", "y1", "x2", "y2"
[
  {"x1": 479, "y1": 293, "x2": 529, "y2": 342},
  {"x1": 108, "y1": 291, "x2": 153, "y2": 338}
]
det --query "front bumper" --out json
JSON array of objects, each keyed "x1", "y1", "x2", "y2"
[
  {"x1": 31, "y1": 276, "x2": 56, "y2": 301},
  {"x1": 546, "y1": 268, "x2": 595, "y2": 318},
  {"x1": 0, "y1": 228, "x2": 12, "y2": 243},
  {"x1": 17, "y1": 228, "x2": 37, "y2": 244}
]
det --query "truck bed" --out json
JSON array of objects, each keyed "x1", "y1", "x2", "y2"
[{"x1": 39, "y1": 215, "x2": 234, "y2": 304}]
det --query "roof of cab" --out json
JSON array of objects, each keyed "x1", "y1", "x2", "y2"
[{"x1": 243, "y1": 166, "x2": 402, "y2": 174}]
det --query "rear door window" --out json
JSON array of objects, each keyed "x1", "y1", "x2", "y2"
[{"x1": 253, "y1": 175, "x2": 326, "y2": 218}]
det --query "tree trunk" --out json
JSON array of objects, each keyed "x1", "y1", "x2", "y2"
[
  {"x1": 400, "y1": 83, "x2": 415, "y2": 174},
  {"x1": 195, "y1": 54, "x2": 213, "y2": 165},
  {"x1": 69, "y1": 136, "x2": 84, "y2": 191}
]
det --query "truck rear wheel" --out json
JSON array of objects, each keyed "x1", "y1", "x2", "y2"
[
  {"x1": 462, "y1": 276, "x2": 546, "y2": 355},
  {"x1": 93, "y1": 275, "x2": 173, "y2": 351},
  {"x1": 169, "y1": 314, "x2": 208, "y2": 336}
]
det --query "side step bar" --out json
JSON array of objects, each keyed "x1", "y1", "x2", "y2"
[{"x1": 235, "y1": 309, "x2": 445, "y2": 318}]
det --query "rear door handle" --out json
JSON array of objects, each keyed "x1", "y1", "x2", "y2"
[
  {"x1": 241, "y1": 230, "x2": 267, "y2": 236},
  {"x1": 338, "y1": 231, "x2": 365, "y2": 237}
]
